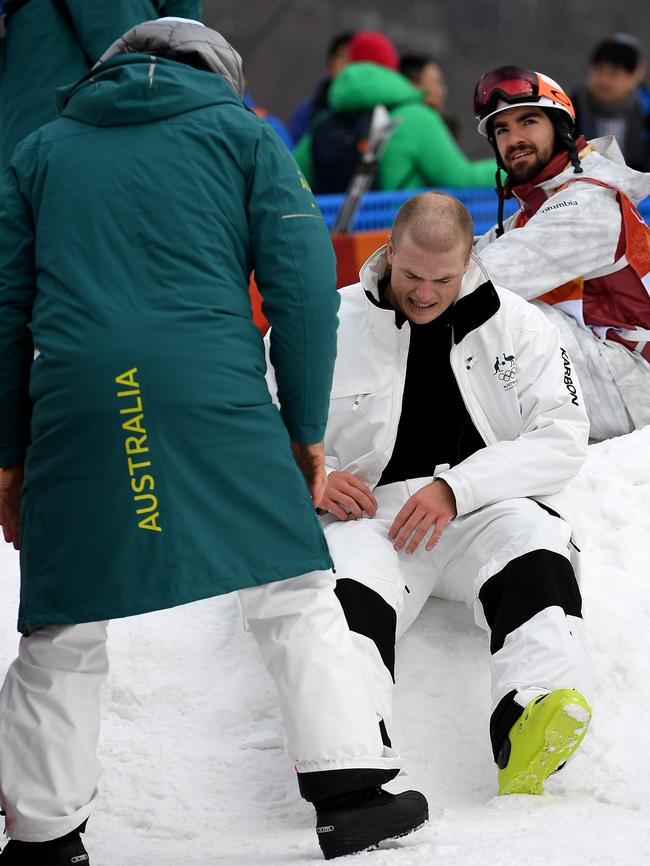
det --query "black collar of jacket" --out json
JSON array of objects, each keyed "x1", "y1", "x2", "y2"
[
  {"x1": 366, "y1": 274, "x2": 501, "y2": 342},
  {"x1": 452, "y1": 279, "x2": 501, "y2": 343}
]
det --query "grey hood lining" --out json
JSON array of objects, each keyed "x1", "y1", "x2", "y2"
[{"x1": 97, "y1": 19, "x2": 244, "y2": 99}]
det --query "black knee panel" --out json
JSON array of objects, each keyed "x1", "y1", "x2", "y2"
[
  {"x1": 479, "y1": 549, "x2": 583, "y2": 654},
  {"x1": 334, "y1": 578, "x2": 397, "y2": 681}
]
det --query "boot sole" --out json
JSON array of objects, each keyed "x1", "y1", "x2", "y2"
[{"x1": 498, "y1": 689, "x2": 592, "y2": 795}]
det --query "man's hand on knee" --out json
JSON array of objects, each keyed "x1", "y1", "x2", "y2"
[
  {"x1": 320, "y1": 471, "x2": 378, "y2": 521},
  {"x1": 389, "y1": 479, "x2": 457, "y2": 554},
  {"x1": 0, "y1": 466, "x2": 23, "y2": 550}
]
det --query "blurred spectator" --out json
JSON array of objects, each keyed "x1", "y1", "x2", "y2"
[
  {"x1": 400, "y1": 54, "x2": 447, "y2": 112},
  {"x1": 400, "y1": 52, "x2": 460, "y2": 139},
  {"x1": 572, "y1": 34, "x2": 650, "y2": 171},
  {"x1": 0, "y1": 1, "x2": 202, "y2": 166},
  {"x1": 347, "y1": 29, "x2": 400, "y2": 69},
  {"x1": 294, "y1": 30, "x2": 496, "y2": 193},
  {"x1": 243, "y1": 90, "x2": 292, "y2": 148},
  {"x1": 288, "y1": 31, "x2": 353, "y2": 145}
]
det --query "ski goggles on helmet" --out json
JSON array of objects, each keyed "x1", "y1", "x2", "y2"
[{"x1": 474, "y1": 66, "x2": 575, "y2": 134}]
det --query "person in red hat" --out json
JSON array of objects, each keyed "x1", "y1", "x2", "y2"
[
  {"x1": 346, "y1": 30, "x2": 400, "y2": 70},
  {"x1": 293, "y1": 30, "x2": 495, "y2": 193}
]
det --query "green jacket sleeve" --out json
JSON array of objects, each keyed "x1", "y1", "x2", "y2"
[
  {"x1": 0, "y1": 166, "x2": 36, "y2": 466},
  {"x1": 382, "y1": 105, "x2": 497, "y2": 189},
  {"x1": 65, "y1": 1, "x2": 201, "y2": 62},
  {"x1": 247, "y1": 125, "x2": 339, "y2": 444},
  {"x1": 292, "y1": 132, "x2": 314, "y2": 186}
]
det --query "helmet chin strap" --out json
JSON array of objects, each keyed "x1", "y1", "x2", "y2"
[{"x1": 495, "y1": 167, "x2": 506, "y2": 238}]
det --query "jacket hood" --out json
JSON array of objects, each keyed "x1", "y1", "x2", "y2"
[
  {"x1": 537, "y1": 136, "x2": 650, "y2": 205},
  {"x1": 328, "y1": 62, "x2": 421, "y2": 112},
  {"x1": 97, "y1": 18, "x2": 243, "y2": 98},
  {"x1": 57, "y1": 53, "x2": 244, "y2": 127}
]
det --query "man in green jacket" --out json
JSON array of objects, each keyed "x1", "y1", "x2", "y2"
[
  {"x1": 0, "y1": 0, "x2": 202, "y2": 165},
  {"x1": 0, "y1": 18, "x2": 427, "y2": 864},
  {"x1": 294, "y1": 30, "x2": 496, "y2": 192}
]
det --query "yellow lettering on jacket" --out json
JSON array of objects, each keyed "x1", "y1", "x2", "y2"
[
  {"x1": 122, "y1": 414, "x2": 146, "y2": 434},
  {"x1": 115, "y1": 368, "x2": 163, "y2": 533},
  {"x1": 131, "y1": 475, "x2": 154, "y2": 494},
  {"x1": 134, "y1": 493, "x2": 158, "y2": 515},
  {"x1": 138, "y1": 512, "x2": 162, "y2": 532},
  {"x1": 115, "y1": 368, "x2": 139, "y2": 389},
  {"x1": 125, "y1": 435, "x2": 148, "y2": 456}
]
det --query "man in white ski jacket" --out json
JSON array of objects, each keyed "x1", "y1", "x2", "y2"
[
  {"x1": 472, "y1": 66, "x2": 650, "y2": 441},
  {"x1": 276, "y1": 192, "x2": 594, "y2": 807}
]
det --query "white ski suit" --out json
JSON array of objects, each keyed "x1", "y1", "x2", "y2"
[
  {"x1": 291, "y1": 248, "x2": 594, "y2": 776},
  {"x1": 475, "y1": 136, "x2": 650, "y2": 441}
]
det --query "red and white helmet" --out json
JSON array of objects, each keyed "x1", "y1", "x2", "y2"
[{"x1": 474, "y1": 66, "x2": 575, "y2": 137}]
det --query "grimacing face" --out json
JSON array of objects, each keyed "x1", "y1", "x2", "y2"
[
  {"x1": 492, "y1": 105, "x2": 556, "y2": 183},
  {"x1": 385, "y1": 232, "x2": 471, "y2": 325}
]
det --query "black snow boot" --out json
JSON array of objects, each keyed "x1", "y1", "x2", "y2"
[
  {"x1": 314, "y1": 786, "x2": 428, "y2": 860},
  {"x1": 0, "y1": 824, "x2": 89, "y2": 865}
]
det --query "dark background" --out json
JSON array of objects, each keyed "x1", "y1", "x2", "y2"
[{"x1": 201, "y1": 0, "x2": 650, "y2": 157}]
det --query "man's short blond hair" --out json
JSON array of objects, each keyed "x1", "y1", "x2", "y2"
[{"x1": 391, "y1": 192, "x2": 474, "y2": 259}]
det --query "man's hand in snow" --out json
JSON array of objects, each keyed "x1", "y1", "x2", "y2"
[
  {"x1": 0, "y1": 466, "x2": 24, "y2": 550},
  {"x1": 389, "y1": 478, "x2": 456, "y2": 554},
  {"x1": 320, "y1": 471, "x2": 378, "y2": 521}
]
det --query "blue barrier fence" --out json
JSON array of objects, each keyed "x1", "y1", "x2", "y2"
[{"x1": 316, "y1": 187, "x2": 650, "y2": 235}]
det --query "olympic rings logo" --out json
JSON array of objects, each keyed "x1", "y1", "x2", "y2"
[{"x1": 498, "y1": 367, "x2": 517, "y2": 381}]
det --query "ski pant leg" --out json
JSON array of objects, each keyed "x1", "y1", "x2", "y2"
[
  {"x1": 0, "y1": 621, "x2": 109, "y2": 842},
  {"x1": 237, "y1": 570, "x2": 401, "y2": 803},
  {"x1": 289, "y1": 481, "x2": 438, "y2": 802},
  {"x1": 428, "y1": 498, "x2": 593, "y2": 760},
  {"x1": 325, "y1": 482, "x2": 434, "y2": 732}
]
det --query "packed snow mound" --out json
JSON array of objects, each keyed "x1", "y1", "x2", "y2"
[{"x1": 1, "y1": 427, "x2": 649, "y2": 864}]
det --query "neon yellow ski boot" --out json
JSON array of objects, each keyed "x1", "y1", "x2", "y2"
[{"x1": 498, "y1": 689, "x2": 592, "y2": 795}]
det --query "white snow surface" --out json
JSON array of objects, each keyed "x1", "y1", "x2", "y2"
[{"x1": 1, "y1": 428, "x2": 650, "y2": 864}]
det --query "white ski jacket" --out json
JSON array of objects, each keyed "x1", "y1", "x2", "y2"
[
  {"x1": 474, "y1": 136, "x2": 650, "y2": 439},
  {"x1": 475, "y1": 136, "x2": 650, "y2": 309},
  {"x1": 319, "y1": 248, "x2": 590, "y2": 520}
]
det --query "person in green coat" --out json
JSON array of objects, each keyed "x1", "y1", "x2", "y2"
[
  {"x1": 294, "y1": 52, "x2": 497, "y2": 192},
  {"x1": 0, "y1": 0, "x2": 202, "y2": 165},
  {"x1": 0, "y1": 18, "x2": 423, "y2": 863}
]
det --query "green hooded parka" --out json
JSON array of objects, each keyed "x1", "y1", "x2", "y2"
[{"x1": 0, "y1": 48, "x2": 339, "y2": 632}]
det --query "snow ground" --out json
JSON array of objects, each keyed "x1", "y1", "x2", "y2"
[{"x1": 1, "y1": 427, "x2": 649, "y2": 865}]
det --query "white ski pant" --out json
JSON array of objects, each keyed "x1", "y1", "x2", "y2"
[
  {"x1": 323, "y1": 479, "x2": 593, "y2": 737},
  {"x1": 0, "y1": 570, "x2": 397, "y2": 842}
]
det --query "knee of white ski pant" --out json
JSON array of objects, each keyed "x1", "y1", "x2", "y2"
[
  {"x1": 0, "y1": 621, "x2": 109, "y2": 842},
  {"x1": 469, "y1": 498, "x2": 575, "y2": 629},
  {"x1": 324, "y1": 515, "x2": 406, "y2": 615},
  {"x1": 238, "y1": 571, "x2": 402, "y2": 776}
]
